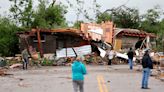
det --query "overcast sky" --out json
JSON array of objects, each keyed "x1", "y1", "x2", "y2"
[{"x1": 0, "y1": 0, "x2": 164, "y2": 24}]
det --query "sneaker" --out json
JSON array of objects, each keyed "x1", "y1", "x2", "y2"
[
  {"x1": 141, "y1": 87, "x2": 150, "y2": 89},
  {"x1": 144, "y1": 87, "x2": 150, "y2": 89}
]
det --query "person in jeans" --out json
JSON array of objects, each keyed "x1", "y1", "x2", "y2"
[
  {"x1": 72, "y1": 56, "x2": 87, "y2": 92},
  {"x1": 141, "y1": 49, "x2": 153, "y2": 89},
  {"x1": 21, "y1": 48, "x2": 29, "y2": 70},
  {"x1": 127, "y1": 48, "x2": 134, "y2": 70}
]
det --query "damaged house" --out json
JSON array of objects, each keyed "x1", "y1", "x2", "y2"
[
  {"x1": 17, "y1": 21, "x2": 156, "y2": 63},
  {"x1": 17, "y1": 28, "x2": 91, "y2": 58},
  {"x1": 113, "y1": 28, "x2": 156, "y2": 51},
  {"x1": 80, "y1": 21, "x2": 156, "y2": 51}
]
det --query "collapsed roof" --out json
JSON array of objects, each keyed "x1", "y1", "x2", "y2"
[{"x1": 114, "y1": 28, "x2": 156, "y2": 38}]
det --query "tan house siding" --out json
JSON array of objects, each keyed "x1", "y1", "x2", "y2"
[
  {"x1": 121, "y1": 36, "x2": 139, "y2": 49},
  {"x1": 114, "y1": 38, "x2": 122, "y2": 51},
  {"x1": 81, "y1": 21, "x2": 114, "y2": 44},
  {"x1": 101, "y1": 22, "x2": 114, "y2": 43}
]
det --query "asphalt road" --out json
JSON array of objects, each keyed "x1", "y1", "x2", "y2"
[{"x1": 0, "y1": 65, "x2": 164, "y2": 92}]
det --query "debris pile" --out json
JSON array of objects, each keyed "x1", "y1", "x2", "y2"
[{"x1": 0, "y1": 69, "x2": 13, "y2": 76}]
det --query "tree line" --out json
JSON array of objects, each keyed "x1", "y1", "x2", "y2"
[{"x1": 0, "y1": 0, "x2": 164, "y2": 56}]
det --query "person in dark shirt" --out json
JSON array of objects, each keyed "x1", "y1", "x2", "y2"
[
  {"x1": 141, "y1": 49, "x2": 153, "y2": 89},
  {"x1": 127, "y1": 48, "x2": 134, "y2": 70}
]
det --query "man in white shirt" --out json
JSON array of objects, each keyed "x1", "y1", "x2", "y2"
[{"x1": 107, "y1": 48, "x2": 115, "y2": 65}]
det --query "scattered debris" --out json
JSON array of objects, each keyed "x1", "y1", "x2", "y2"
[
  {"x1": 0, "y1": 69, "x2": 6, "y2": 76},
  {"x1": 18, "y1": 82, "x2": 31, "y2": 87},
  {"x1": 5, "y1": 57, "x2": 14, "y2": 60},
  {"x1": 160, "y1": 78, "x2": 164, "y2": 81},
  {"x1": 107, "y1": 80, "x2": 111, "y2": 83},
  {"x1": 58, "y1": 76, "x2": 72, "y2": 79},
  {"x1": 0, "y1": 69, "x2": 13, "y2": 76},
  {"x1": 151, "y1": 69, "x2": 160, "y2": 76},
  {"x1": 65, "y1": 63, "x2": 72, "y2": 66},
  {"x1": 9, "y1": 63, "x2": 22, "y2": 69},
  {"x1": 19, "y1": 78, "x2": 24, "y2": 81}
]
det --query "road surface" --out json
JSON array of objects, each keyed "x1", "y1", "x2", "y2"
[{"x1": 0, "y1": 65, "x2": 164, "y2": 92}]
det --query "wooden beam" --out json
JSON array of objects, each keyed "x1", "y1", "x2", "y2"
[{"x1": 37, "y1": 29, "x2": 43, "y2": 58}]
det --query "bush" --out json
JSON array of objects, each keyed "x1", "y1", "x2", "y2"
[{"x1": 41, "y1": 58, "x2": 53, "y2": 66}]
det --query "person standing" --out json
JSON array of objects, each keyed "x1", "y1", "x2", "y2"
[
  {"x1": 21, "y1": 48, "x2": 29, "y2": 70},
  {"x1": 72, "y1": 56, "x2": 87, "y2": 92},
  {"x1": 127, "y1": 48, "x2": 134, "y2": 70},
  {"x1": 141, "y1": 49, "x2": 153, "y2": 89},
  {"x1": 107, "y1": 48, "x2": 115, "y2": 65}
]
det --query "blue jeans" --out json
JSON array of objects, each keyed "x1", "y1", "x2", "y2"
[
  {"x1": 128, "y1": 59, "x2": 133, "y2": 70},
  {"x1": 23, "y1": 58, "x2": 28, "y2": 70},
  {"x1": 142, "y1": 68, "x2": 150, "y2": 88}
]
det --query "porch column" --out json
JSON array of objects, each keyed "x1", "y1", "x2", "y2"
[{"x1": 37, "y1": 29, "x2": 43, "y2": 58}]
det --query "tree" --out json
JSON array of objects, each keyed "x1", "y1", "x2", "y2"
[
  {"x1": 140, "y1": 6, "x2": 162, "y2": 34},
  {"x1": 0, "y1": 0, "x2": 68, "y2": 57},
  {"x1": 66, "y1": 0, "x2": 100, "y2": 22},
  {"x1": 140, "y1": 6, "x2": 164, "y2": 51},
  {"x1": 142, "y1": 6, "x2": 161, "y2": 24},
  {"x1": 0, "y1": 17, "x2": 21, "y2": 56},
  {"x1": 96, "y1": 12, "x2": 111, "y2": 23},
  {"x1": 9, "y1": 0, "x2": 33, "y2": 28},
  {"x1": 66, "y1": 0, "x2": 86, "y2": 21},
  {"x1": 31, "y1": 0, "x2": 67, "y2": 28},
  {"x1": 156, "y1": 19, "x2": 164, "y2": 51},
  {"x1": 97, "y1": 6, "x2": 140, "y2": 28},
  {"x1": 73, "y1": 20, "x2": 84, "y2": 29}
]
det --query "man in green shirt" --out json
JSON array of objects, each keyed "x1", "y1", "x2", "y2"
[{"x1": 21, "y1": 48, "x2": 29, "y2": 70}]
